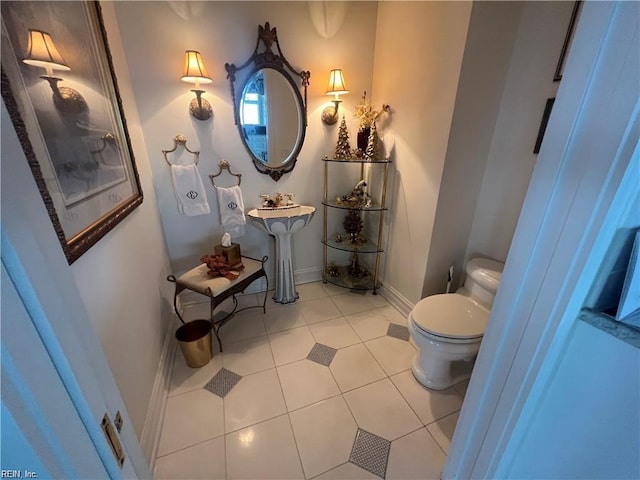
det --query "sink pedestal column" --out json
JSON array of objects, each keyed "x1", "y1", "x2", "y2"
[
  {"x1": 245, "y1": 206, "x2": 316, "y2": 305},
  {"x1": 273, "y1": 232, "x2": 298, "y2": 304}
]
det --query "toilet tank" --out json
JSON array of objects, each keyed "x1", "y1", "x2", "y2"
[{"x1": 461, "y1": 258, "x2": 504, "y2": 308}]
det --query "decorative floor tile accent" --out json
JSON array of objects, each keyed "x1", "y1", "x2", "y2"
[
  {"x1": 387, "y1": 323, "x2": 410, "y2": 342},
  {"x1": 204, "y1": 368, "x2": 242, "y2": 398},
  {"x1": 306, "y1": 343, "x2": 338, "y2": 367},
  {"x1": 349, "y1": 428, "x2": 391, "y2": 479}
]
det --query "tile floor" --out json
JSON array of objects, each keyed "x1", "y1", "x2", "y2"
[{"x1": 155, "y1": 282, "x2": 469, "y2": 480}]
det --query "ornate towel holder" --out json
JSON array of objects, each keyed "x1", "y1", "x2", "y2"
[
  {"x1": 210, "y1": 159, "x2": 242, "y2": 187},
  {"x1": 162, "y1": 134, "x2": 200, "y2": 166}
]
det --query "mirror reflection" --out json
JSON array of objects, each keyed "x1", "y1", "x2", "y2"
[
  {"x1": 240, "y1": 68, "x2": 302, "y2": 167},
  {"x1": 225, "y1": 22, "x2": 310, "y2": 181}
]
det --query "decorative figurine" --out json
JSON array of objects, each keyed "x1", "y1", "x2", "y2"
[
  {"x1": 364, "y1": 121, "x2": 380, "y2": 161},
  {"x1": 334, "y1": 116, "x2": 353, "y2": 160}
]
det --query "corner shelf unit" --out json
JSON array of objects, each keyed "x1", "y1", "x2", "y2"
[{"x1": 322, "y1": 157, "x2": 391, "y2": 293}]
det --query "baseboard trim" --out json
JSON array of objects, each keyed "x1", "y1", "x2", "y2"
[
  {"x1": 294, "y1": 267, "x2": 323, "y2": 285},
  {"x1": 139, "y1": 310, "x2": 177, "y2": 471},
  {"x1": 379, "y1": 282, "x2": 415, "y2": 318}
]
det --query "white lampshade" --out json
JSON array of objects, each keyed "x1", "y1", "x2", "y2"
[
  {"x1": 325, "y1": 69, "x2": 348, "y2": 96},
  {"x1": 181, "y1": 50, "x2": 212, "y2": 84},
  {"x1": 22, "y1": 29, "x2": 70, "y2": 72}
]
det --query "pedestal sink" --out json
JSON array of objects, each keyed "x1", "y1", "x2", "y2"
[{"x1": 247, "y1": 205, "x2": 316, "y2": 304}]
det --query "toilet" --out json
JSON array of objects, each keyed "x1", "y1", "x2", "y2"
[{"x1": 408, "y1": 258, "x2": 504, "y2": 390}]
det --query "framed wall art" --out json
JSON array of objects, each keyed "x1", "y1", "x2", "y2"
[
  {"x1": 1, "y1": 0, "x2": 142, "y2": 264},
  {"x1": 534, "y1": 97, "x2": 555, "y2": 154},
  {"x1": 554, "y1": 1, "x2": 583, "y2": 82}
]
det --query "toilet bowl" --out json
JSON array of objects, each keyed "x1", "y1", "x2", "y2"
[{"x1": 409, "y1": 258, "x2": 504, "y2": 390}]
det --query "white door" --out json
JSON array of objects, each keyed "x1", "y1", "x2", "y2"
[
  {"x1": 1, "y1": 100, "x2": 151, "y2": 477},
  {"x1": 1, "y1": 251, "x2": 147, "y2": 478}
]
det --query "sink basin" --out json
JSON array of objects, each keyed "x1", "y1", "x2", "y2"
[
  {"x1": 247, "y1": 205, "x2": 315, "y2": 227},
  {"x1": 247, "y1": 205, "x2": 316, "y2": 303}
]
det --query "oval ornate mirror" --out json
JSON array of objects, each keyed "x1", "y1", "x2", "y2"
[{"x1": 226, "y1": 22, "x2": 310, "y2": 181}]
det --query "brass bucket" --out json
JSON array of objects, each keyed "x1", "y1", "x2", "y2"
[{"x1": 175, "y1": 319, "x2": 212, "y2": 368}]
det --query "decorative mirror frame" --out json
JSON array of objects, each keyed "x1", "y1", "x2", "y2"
[{"x1": 225, "y1": 22, "x2": 310, "y2": 181}]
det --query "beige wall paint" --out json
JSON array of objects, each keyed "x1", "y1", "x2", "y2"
[
  {"x1": 371, "y1": 1, "x2": 473, "y2": 304},
  {"x1": 465, "y1": 1, "x2": 575, "y2": 265},
  {"x1": 423, "y1": 2, "x2": 523, "y2": 296},
  {"x1": 112, "y1": 1, "x2": 379, "y2": 280}
]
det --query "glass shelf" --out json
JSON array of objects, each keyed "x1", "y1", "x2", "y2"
[
  {"x1": 322, "y1": 201, "x2": 387, "y2": 212},
  {"x1": 322, "y1": 238, "x2": 383, "y2": 253},
  {"x1": 323, "y1": 265, "x2": 376, "y2": 290},
  {"x1": 322, "y1": 157, "x2": 391, "y2": 164}
]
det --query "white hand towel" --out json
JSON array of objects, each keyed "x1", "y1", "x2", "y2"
[
  {"x1": 215, "y1": 185, "x2": 246, "y2": 238},
  {"x1": 170, "y1": 164, "x2": 210, "y2": 216}
]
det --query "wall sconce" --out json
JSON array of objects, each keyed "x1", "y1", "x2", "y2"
[
  {"x1": 321, "y1": 69, "x2": 348, "y2": 125},
  {"x1": 22, "y1": 29, "x2": 87, "y2": 114},
  {"x1": 181, "y1": 50, "x2": 213, "y2": 121}
]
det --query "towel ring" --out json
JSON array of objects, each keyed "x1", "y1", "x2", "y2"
[
  {"x1": 210, "y1": 160, "x2": 242, "y2": 187},
  {"x1": 162, "y1": 134, "x2": 200, "y2": 166}
]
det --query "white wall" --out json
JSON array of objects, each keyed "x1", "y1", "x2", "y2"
[
  {"x1": 424, "y1": 1, "x2": 575, "y2": 296},
  {"x1": 465, "y1": 1, "x2": 574, "y2": 265},
  {"x1": 112, "y1": 1, "x2": 379, "y2": 283},
  {"x1": 422, "y1": 1, "x2": 523, "y2": 296},
  {"x1": 371, "y1": 1, "x2": 473, "y2": 304},
  {"x1": 503, "y1": 320, "x2": 640, "y2": 478}
]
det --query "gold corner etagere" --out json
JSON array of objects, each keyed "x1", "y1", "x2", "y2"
[{"x1": 321, "y1": 156, "x2": 391, "y2": 294}]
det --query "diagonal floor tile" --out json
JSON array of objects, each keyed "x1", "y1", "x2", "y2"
[
  {"x1": 386, "y1": 428, "x2": 446, "y2": 479},
  {"x1": 345, "y1": 309, "x2": 392, "y2": 342},
  {"x1": 365, "y1": 335, "x2": 416, "y2": 376},
  {"x1": 387, "y1": 323, "x2": 410, "y2": 341},
  {"x1": 268, "y1": 325, "x2": 316, "y2": 366},
  {"x1": 299, "y1": 297, "x2": 342, "y2": 324},
  {"x1": 223, "y1": 369, "x2": 286, "y2": 433},
  {"x1": 306, "y1": 343, "x2": 338, "y2": 366},
  {"x1": 289, "y1": 396, "x2": 358, "y2": 479},
  {"x1": 218, "y1": 309, "x2": 266, "y2": 344},
  {"x1": 314, "y1": 462, "x2": 378, "y2": 479},
  {"x1": 296, "y1": 281, "x2": 330, "y2": 301},
  {"x1": 390, "y1": 370, "x2": 463, "y2": 425},
  {"x1": 330, "y1": 343, "x2": 386, "y2": 392},
  {"x1": 225, "y1": 414, "x2": 304, "y2": 479},
  {"x1": 169, "y1": 348, "x2": 223, "y2": 397},
  {"x1": 332, "y1": 292, "x2": 381, "y2": 316},
  {"x1": 157, "y1": 389, "x2": 224, "y2": 456},
  {"x1": 222, "y1": 335, "x2": 274, "y2": 376},
  {"x1": 277, "y1": 359, "x2": 340, "y2": 411},
  {"x1": 263, "y1": 304, "x2": 306, "y2": 333},
  {"x1": 204, "y1": 368, "x2": 242, "y2": 398},
  {"x1": 155, "y1": 436, "x2": 225, "y2": 480},
  {"x1": 426, "y1": 411, "x2": 460, "y2": 454},
  {"x1": 344, "y1": 378, "x2": 422, "y2": 441},
  {"x1": 309, "y1": 317, "x2": 361, "y2": 349},
  {"x1": 376, "y1": 305, "x2": 408, "y2": 325},
  {"x1": 349, "y1": 428, "x2": 391, "y2": 479}
]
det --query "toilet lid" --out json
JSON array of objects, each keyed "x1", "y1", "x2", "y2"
[{"x1": 411, "y1": 294, "x2": 489, "y2": 339}]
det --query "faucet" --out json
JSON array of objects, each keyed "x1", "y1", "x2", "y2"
[
  {"x1": 274, "y1": 193, "x2": 284, "y2": 206},
  {"x1": 260, "y1": 194, "x2": 271, "y2": 207},
  {"x1": 285, "y1": 193, "x2": 295, "y2": 205}
]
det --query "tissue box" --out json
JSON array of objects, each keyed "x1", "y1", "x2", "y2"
[{"x1": 214, "y1": 242, "x2": 242, "y2": 267}]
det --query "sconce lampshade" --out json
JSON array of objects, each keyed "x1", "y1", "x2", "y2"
[
  {"x1": 181, "y1": 50, "x2": 212, "y2": 84},
  {"x1": 22, "y1": 29, "x2": 70, "y2": 71},
  {"x1": 325, "y1": 69, "x2": 348, "y2": 96}
]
